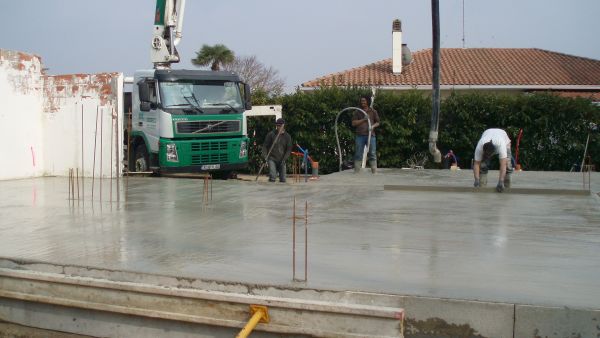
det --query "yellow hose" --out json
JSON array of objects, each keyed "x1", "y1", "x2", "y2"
[{"x1": 236, "y1": 305, "x2": 269, "y2": 338}]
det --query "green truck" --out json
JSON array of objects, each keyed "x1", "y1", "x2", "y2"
[
  {"x1": 125, "y1": 0, "x2": 254, "y2": 177},
  {"x1": 127, "y1": 69, "x2": 252, "y2": 176}
]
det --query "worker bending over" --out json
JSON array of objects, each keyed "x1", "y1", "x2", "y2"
[{"x1": 473, "y1": 128, "x2": 513, "y2": 192}]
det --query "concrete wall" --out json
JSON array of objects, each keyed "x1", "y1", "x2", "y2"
[
  {"x1": 0, "y1": 50, "x2": 45, "y2": 179},
  {"x1": 0, "y1": 49, "x2": 123, "y2": 180},
  {"x1": 515, "y1": 305, "x2": 600, "y2": 338},
  {"x1": 42, "y1": 73, "x2": 124, "y2": 178}
]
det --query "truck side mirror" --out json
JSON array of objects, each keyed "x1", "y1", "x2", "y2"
[
  {"x1": 243, "y1": 83, "x2": 252, "y2": 110},
  {"x1": 138, "y1": 81, "x2": 150, "y2": 102}
]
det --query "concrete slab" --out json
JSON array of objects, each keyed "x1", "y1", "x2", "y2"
[{"x1": 0, "y1": 169, "x2": 598, "y2": 312}]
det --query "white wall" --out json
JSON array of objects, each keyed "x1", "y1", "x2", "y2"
[
  {"x1": 0, "y1": 50, "x2": 45, "y2": 179},
  {"x1": 43, "y1": 73, "x2": 123, "y2": 178},
  {"x1": 0, "y1": 49, "x2": 123, "y2": 180}
]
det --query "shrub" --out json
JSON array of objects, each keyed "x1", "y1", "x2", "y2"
[{"x1": 244, "y1": 88, "x2": 600, "y2": 174}]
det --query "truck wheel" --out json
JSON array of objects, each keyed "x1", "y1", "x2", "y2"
[{"x1": 133, "y1": 144, "x2": 149, "y2": 172}]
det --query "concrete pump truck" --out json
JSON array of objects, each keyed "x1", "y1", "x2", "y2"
[{"x1": 127, "y1": 0, "x2": 252, "y2": 177}]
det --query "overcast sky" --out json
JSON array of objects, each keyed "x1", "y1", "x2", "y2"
[{"x1": 1, "y1": 0, "x2": 599, "y2": 92}]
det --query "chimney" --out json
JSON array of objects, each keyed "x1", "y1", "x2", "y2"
[{"x1": 392, "y1": 19, "x2": 403, "y2": 74}]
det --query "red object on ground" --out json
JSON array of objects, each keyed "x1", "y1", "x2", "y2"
[{"x1": 515, "y1": 129, "x2": 523, "y2": 167}]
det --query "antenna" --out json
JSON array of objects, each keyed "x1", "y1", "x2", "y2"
[{"x1": 462, "y1": 0, "x2": 466, "y2": 48}]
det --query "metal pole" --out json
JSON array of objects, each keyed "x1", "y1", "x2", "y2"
[
  {"x1": 100, "y1": 107, "x2": 103, "y2": 202},
  {"x1": 71, "y1": 169, "x2": 75, "y2": 205},
  {"x1": 92, "y1": 106, "x2": 99, "y2": 200},
  {"x1": 67, "y1": 168, "x2": 71, "y2": 201},
  {"x1": 304, "y1": 200, "x2": 308, "y2": 281},
  {"x1": 582, "y1": 164, "x2": 592, "y2": 191},
  {"x1": 76, "y1": 168, "x2": 79, "y2": 201},
  {"x1": 127, "y1": 109, "x2": 132, "y2": 176},
  {"x1": 115, "y1": 108, "x2": 120, "y2": 203},
  {"x1": 203, "y1": 175, "x2": 208, "y2": 205},
  {"x1": 110, "y1": 108, "x2": 114, "y2": 203},
  {"x1": 429, "y1": 0, "x2": 442, "y2": 163},
  {"x1": 587, "y1": 165, "x2": 592, "y2": 193},
  {"x1": 461, "y1": 0, "x2": 465, "y2": 48},
  {"x1": 304, "y1": 154, "x2": 308, "y2": 183},
  {"x1": 580, "y1": 133, "x2": 590, "y2": 172},
  {"x1": 125, "y1": 109, "x2": 131, "y2": 203},
  {"x1": 292, "y1": 196, "x2": 296, "y2": 281},
  {"x1": 81, "y1": 104, "x2": 84, "y2": 202},
  {"x1": 293, "y1": 156, "x2": 299, "y2": 183},
  {"x1": 295, "y1": 157, "x2": 300, "y2": 183}
]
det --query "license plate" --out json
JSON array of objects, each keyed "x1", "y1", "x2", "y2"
[{"x1": 201, "y1": 164, "x2": 220, "y2": 170}]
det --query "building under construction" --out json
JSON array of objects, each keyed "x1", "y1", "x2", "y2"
[{"x1": 1, "y1": 50, "x2": 599, "y2": 338}]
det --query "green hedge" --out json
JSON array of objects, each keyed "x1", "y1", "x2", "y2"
[
  {"x1": 246, "y1": 87, "x2": 371, "y2": 175},
  {"x1": 440, "y1": 92, "x2": 599, "y2": 171},
  {"x1": 245, "y1": 88, "x2": 599, "y2": 174}
]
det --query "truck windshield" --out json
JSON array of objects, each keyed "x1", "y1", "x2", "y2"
[{"x1": 159, "y1": 81, "x2": 243, "y2": 113}]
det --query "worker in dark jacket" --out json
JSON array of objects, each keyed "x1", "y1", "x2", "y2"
[{"x1": 262, "y1": 118, "x2": 293, "y2": 182}]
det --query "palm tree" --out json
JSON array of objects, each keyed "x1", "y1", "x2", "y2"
[{"x1": 191, "y1": 44, "x2": 235, "y2": 71}]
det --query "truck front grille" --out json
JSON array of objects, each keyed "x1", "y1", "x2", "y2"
[
  {"x1": 191, "y1": 153, "x2": 229, "y2": 165},
  {"x1": 177, "y1": 120, "x2": 240, "y2": 134},
  {"x1": 189, "y1": 141, "x2": 231, "y2": 165},
  {"x1": 191, "y1": 142, "x2": 228, "y2": 151}
]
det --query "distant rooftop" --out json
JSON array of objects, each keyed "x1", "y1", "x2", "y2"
[{"x1": 301, "y1": 48, "x2": 600, "y2": 88}]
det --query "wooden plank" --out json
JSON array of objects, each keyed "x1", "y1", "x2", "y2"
[{"x1": 384, "y1": 185, "x2": 590, "y2": 196}]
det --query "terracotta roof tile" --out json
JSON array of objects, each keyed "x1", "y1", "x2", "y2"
[{"x1": 301, "y1": 48, "x2": 600, "y2": 87}]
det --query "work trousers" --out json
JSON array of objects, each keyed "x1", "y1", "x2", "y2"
[
  {"x1": 354, "y1": 135, "x2": 377, "y2": 162},
  {"x1": 268, "y1": 159, "x2": 287, "y2": 182}
]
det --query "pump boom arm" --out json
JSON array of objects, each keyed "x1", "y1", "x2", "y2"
[{"x1": 151, "y1": 0, "x2": 186, "y2": 68}]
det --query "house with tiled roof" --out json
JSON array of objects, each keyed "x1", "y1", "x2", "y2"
[{"x1": 301, "y1": 23, "x2": 600, "y2": 102}]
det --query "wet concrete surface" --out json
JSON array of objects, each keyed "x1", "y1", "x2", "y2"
[{"x1": 0, "y1": 169, "x2": 599, "y2": 309}]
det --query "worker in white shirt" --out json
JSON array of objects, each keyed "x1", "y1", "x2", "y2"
[{"x1": 473, "y1": 128, "x2": 513, "y2": 192}]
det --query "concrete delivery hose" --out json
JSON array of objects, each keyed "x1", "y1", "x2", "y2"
[{"x1": 334, "y1": 107, "x2": 372, "y2": 172}]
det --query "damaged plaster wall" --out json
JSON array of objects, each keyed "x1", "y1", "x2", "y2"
[
  {"x1": 0, "y1": 50, "x2": 45, "y2": 179},
  {"x1": 43, "y1": 73, "x2": 124, "y2": 178},
  {"x1": 0, "y1": 49, "x2": 123, "y2": 180}
]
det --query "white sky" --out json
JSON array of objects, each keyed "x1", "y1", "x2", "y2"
[{"x1": 1, "y1": 0, "x2": 599, "y2": 92}]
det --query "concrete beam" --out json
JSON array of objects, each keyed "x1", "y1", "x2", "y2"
[{"x1": 0, "y1": 267, "x2": 404, "y2": 338}]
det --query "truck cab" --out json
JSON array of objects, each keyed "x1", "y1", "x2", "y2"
[{"x1": 128, "y1": 69, "x2": 252, "y2": 175}]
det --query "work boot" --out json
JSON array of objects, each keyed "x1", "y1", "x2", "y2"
[
  {"x1": 354, "y1": 161, "x2": 362, "y2": 174},
  {"x1": 369, "y1": 160, "x2": 377, "y2": 174},
  {"x1": 480, "y1": 173, "x2": 488, "y2": 187},
  {"x1": 504, "y1": 173, "x2": 511, "y2": 188}
]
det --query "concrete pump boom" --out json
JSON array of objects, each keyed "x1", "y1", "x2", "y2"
[{"x1": 151, "y1": 0, "x2": 186, "y2": 69}]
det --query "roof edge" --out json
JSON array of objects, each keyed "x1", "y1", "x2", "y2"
[{"x1": 300, "y1": 84, "x2": 600, "y2": 91}]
